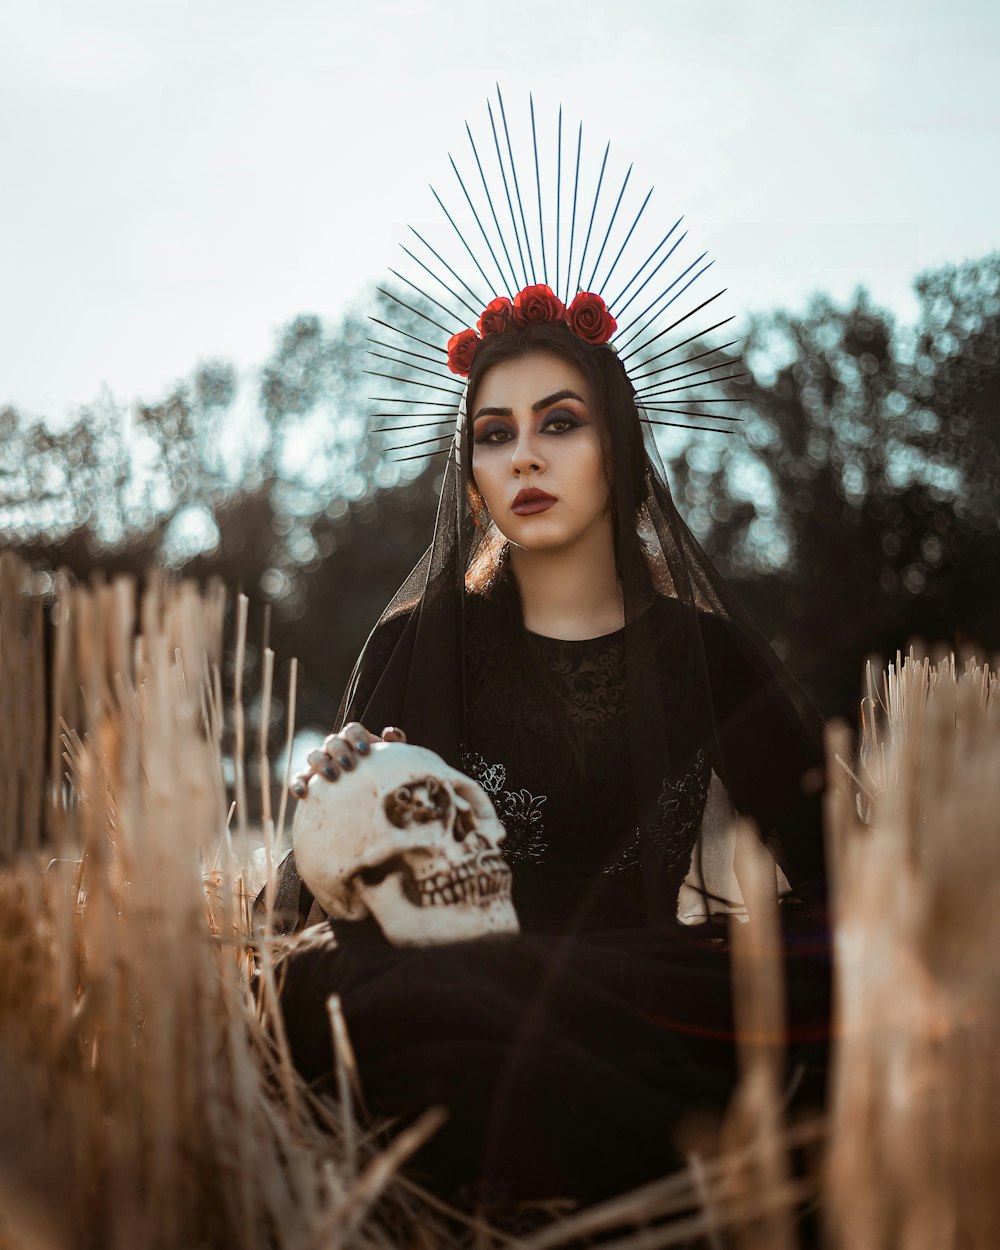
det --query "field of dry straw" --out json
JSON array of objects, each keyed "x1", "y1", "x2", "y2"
[{"x1": 0, "y1": 551, "x2": 997, "y2": 1249}]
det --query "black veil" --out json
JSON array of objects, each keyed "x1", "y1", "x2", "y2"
[{"x1": 314, "y1": 323, "x2": 827, "y2": 933}]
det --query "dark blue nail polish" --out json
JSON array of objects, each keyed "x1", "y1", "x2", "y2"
[
  {"x1": 355, "y1": 739, "x2": 370, "y2": 756},
  {"x1": 338, "y1": 754, "x2": 354, "y2": 770},
  {"x1": 323, "y1": 763, "x2": 339, "y2": 781},
  {"x1": 292, "y1": 781, "x2": 306, "y2": 798}
]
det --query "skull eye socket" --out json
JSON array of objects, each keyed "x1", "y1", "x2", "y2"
[
  {"x1": 455, "y1": 805, "x2": 475, "y2": 840},
  {"x1": 359, "y1": 855, "x2": 403, "y2": 887}
]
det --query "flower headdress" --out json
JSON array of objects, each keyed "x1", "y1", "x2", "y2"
[
  {"x1": 369, "y1": 88, "x2": 746, "y2": 460},
  {"x1": 446, "y1": 285, "x2": 617, "y2": 377}
]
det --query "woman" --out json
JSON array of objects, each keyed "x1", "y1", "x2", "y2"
[{"x1": 271, "y1": 303, "x2": 831, "y2": 1207}]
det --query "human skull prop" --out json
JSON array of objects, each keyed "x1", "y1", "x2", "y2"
[{"x1": 292, "y1": 742, "x2": 519, "y2": 947}]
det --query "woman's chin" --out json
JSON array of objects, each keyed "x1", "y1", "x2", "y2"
[{"x1": 498, "y1": 520, "x2": 573, "y2": 552}]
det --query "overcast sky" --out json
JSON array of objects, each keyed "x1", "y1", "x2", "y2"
[{"x1": 1, "y1": 0, "x2": 997, "y2": 421}]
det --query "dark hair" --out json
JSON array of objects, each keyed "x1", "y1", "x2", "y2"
[{"x1": 462, "y1": 321, "x2": 653, "y2": 599}]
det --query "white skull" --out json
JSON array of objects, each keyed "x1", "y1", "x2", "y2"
[{"x1": 292, "y1": 742, "x2": 519, "y2": 946}]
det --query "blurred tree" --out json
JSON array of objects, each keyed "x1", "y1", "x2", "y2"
[
  {"x1": 673, "y1": 253, "x2": 1000, "y2": 714},
  {"x1": 2, "y1": 258, "x2": 997, "y2": 735},
  {"x1": 911, "y1": 256, "x2": 1000, "y2": 522},
  {"x1": 1, "y1": 389, "x2": 132, "y2": 544}
]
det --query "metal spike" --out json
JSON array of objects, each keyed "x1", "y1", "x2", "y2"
[
  {"x1": 408, "y1": 228, "x2": 484, "y2": 306},
  {"x1": 373, "y1": 410, "x2": 456, "y2": 419},
  {"x1": 638, "y1": 396, "x2": 743, "y2": 406},
  {"x1": 616, "y1": 255, "x2": 713, "y2": 342},
  {"x1": 390, "y1": 447, "x2": 452, "y2": 462},
  {"x1": 564, "y1": 122, "x2": 582, "y2": 305},
  {"x1": 624, "y1": 314, "x2": 735, "y2": 370},
  {"x1": 596, "y1": 185, "x2": 653, "y2": 297},
  {"x1": 637, "y1": 412, "x2": 740, "y2": 422},
  {"x1": 628, "y1": 339, "x2": 741, "y2": 385},
  {"x1": 616, "y1": 260, "x2": 715, "y2": 350},
  {"x1": 638, "y1": 419, "x2": 733, "y2": 435},
  {"x1": 635, "y1": 407, "x2": 741, "y2": 421},
  {"x1": 372, "y1": 396, "x2": 462, "y2": 407},
  {"x1": 374, "y1": 419, "x2": 453, "y2": 432},
  {"x1": 399, "y1": 243, "x2": 481, "y2": 320},
  {"x1": 555, "y1": 106, "x2": 562, "y2": 306},
  {"x1": 366, "y1": 349, "x2": 458, "y2": 383},
  {"x1": 448, "y1": 154, "x2": 513, "y2": 299},
  {"x1": 367, "y1": 338, "x2": 447, "y2": 369},
  {"x1": 530, "y1": 93, "x2": 547, "y2": 286},
  {"x1": 465, "y1": 122, "x2": 520, "y2": 294},
  {"x1": 618, "y1": 291, "x2": 728, "y2": 364},
  {"x1": 586, "y1": 163, "x2": 632, "y2": 293},
  {"x1": 487, "y1": 99, "x2": 529, "y2": 289},
  {"x1": 637, "y1": 361, "x2": 746, "y2": 396},
  {"x1": 612, "y1": 267, "x2": 715, "y2": 352},
  {"x1": 369, "y1": 316, "x2": 448, "y2": 357},
  {"x1": 376, "y1": 288, "x2": 454, "y2": 338},
  {"x1": 365, "y1": 371, "x2": 463, "y2": 397},
  {"x1": 613, "y1": 234, "x2": 690, "y2": 322},
  {"x1": 382, "y1": 432, "x2": 454, "y2": 453},
  {"x1": 497, "y1": 84, "x2": 536, "y2": 282},
  {"x1": 574, "y1": 140, "x2": 609, "y2": 296},
  {"x1": 608, "y1": 215, "x2": 684, "y2": 312},
  {"x1": 637, "y1": 367, "x2": 745, "y2": 397},
  {"x1": 427, "y1": 190, "x2": 499, "y2": 305},
  {"x1": 386, "y1": 267, "x2": 466, "y2": 331}
]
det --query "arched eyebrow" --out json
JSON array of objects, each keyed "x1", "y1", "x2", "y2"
[{"x1": 472, "y1": 389, "x2": 586, "y2": 422}]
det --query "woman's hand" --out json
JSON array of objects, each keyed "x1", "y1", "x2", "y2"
[{"x1": 290, "y1": 721, "x2": 407, "y2": 799}]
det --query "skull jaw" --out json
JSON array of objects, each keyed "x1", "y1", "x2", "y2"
[{"x1": 362, "y1": 874, "x2": 520, "y2": 947}]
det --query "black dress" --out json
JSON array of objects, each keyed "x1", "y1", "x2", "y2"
[{"x1": 276, "y1": 595, "x2": 830, "y2": 1205}]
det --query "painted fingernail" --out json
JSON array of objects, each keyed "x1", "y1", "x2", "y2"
[
  {"x1": 338, "y1": 754, "x2": 354, "y2": 771},
  {"x1": 323, "y1": 763, "x2": 339, "y2": 781},
  {"x1": 355, "y1": 739, "x2": 370, "y2": 756},
  {"x1": 292, "y1": 781, "x2": 306, "y2": 798}
]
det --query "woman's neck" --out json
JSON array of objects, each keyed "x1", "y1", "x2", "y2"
[{"x1": 509, "y1": 520, "x2": 623, "y2": 641}]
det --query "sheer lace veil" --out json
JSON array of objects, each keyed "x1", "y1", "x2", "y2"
[{"x1": 335, "y1": 323, "x2": 826, "y2": 928}]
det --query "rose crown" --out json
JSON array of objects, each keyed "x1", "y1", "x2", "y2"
[
  {"x1": 446, "y1": 284, "x2": 617, "y2": 378},
  {"x1": 371, "y1": 89, "x2": 742, "y2": 463}
]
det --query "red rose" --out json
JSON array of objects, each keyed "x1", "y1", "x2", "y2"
[
  {"x1": 512, "y1": 283, "x2": 567, "y2": 327},
  {"x1": 446, "y1": 328, "x2": 480, "y2": 377},
  {"x1": 567, "y1": 291, "x2": 617, "y2": 344},
  {"x1": 477, "y1": 296, "x2": 514, "y2": 337}
]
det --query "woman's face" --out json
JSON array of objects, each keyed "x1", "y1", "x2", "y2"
[{"x1": 470, "y1": 352, "x2": 611, "y2": 553}]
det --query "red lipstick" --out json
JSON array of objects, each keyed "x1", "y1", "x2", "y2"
[{"x1": 511, "y1": 487, "x2": 557, "y2": 516}]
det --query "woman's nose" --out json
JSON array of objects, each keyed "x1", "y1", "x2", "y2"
[{"x1": 510, "y1": 432, "x2": 545, "y2": 475}]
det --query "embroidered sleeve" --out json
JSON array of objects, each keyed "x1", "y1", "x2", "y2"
[{"x1": 603, "y1": 749, "x2": 711, "y2": 884}]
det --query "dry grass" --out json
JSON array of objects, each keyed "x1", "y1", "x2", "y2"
[
  {"x1": 824, "y1": 651, "x2": 1000, "y2": 1250},
  {"x1": 1, "y1": 554, "x2": 998, "y2": 1249},
  {"x1": 0, "y1": 562, "x2": 459, "y2": 1249}
]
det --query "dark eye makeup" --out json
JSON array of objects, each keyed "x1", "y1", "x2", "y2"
[
  {"x1": 541, "y1": 409, "x2": 585, "y2": 433},
  {"x1": 474, "y1": 422, "x2": 513, "y2": 445},
  {"x1": 473, "y1": 408, "x2": 587, "y2": 446}
]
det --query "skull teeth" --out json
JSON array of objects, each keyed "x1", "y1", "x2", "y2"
[{"x1": 414, "y1": 855, "x2": 512, "y2": 909}]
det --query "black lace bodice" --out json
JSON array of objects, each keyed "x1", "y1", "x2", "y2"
[
  {"x1": 272, "y1": 592, "x2": 825, "y2": 936},
  {"x1": 460, "y1": 600, "x2": 716, "y2": 930}
]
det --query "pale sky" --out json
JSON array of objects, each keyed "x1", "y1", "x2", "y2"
[{"x1": 1, "y1": 0, "x2": 997, "y2": 421}]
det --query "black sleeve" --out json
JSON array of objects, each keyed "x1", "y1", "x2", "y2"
[{"x1": 696, "y1": 610, "x2": 827, "y2": 897}]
